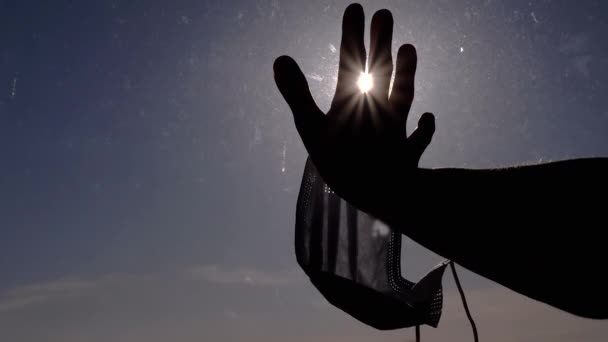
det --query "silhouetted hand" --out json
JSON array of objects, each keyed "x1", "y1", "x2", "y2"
[
  {"x1": 274, "y1": 3, "x2": 435, "y2": 217},
  {"x1": 274, "y1": 2, "x2": 608, "y2": 320}
]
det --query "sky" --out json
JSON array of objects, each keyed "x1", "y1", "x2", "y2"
[{"x1": 1, "y1": 0, "x2": 608, "y2": 341}]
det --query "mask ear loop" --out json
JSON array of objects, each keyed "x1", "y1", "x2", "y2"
[
  {"x1": 414, "y1": 262, "x2": 479, "y2": 342},
  {"x1": 451, "y1": 261, "x2": 479, "y2": 342}
]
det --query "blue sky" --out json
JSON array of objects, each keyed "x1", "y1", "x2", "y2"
[{"x1": 2, "y1": 1, "x2": 608, "y2": 340}]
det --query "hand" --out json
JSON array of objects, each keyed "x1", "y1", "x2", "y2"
[{"x1": 274, "y1": 3, "x2": 436, "y2": 218}]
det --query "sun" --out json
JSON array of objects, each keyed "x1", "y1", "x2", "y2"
[{"x1": 357, "y1": 72, "x2": 373, "y2": 93}]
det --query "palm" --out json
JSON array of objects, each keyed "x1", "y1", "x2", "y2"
[{"x1": 274, "y1": 4, "x2": 435, "y2": 216}]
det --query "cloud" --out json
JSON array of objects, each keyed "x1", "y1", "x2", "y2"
[
  {"x1": 2, "y1": 268, "x2": 608, "y2": 342},
  {"x1": 0, "y1": 277, "x2": 96, "y2": 313},
  {"x1": 0, "y1": 265, "x2": 302, "y2": 315},
  {"x1": 189, "y1": 265, "x2": 303, "y2": 287},
  {"x1": 421, "y1": 284, "x2": 608, "y2": 342},
  {"x1": 0, "y1": 273, "x2": 159, "y2": 314}
]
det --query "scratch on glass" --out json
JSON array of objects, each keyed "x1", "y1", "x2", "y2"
[
  {"x1": 281, "y1": 142, "x2": 286, "y2": 173},
  {"x1": 10, "y1": 78, "x2": 17, "y2": 99}
]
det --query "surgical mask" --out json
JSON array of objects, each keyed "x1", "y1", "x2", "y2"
[{"x1": 294, "y1": 157, "x2": 478, "y2": 341}]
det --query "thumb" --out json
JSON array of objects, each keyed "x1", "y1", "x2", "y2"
[
  {"x1": 274, "y1": 55, "x2": 326, "y2": 152},
  {"x1": 408, "y1": 112, "x2": 436, "y2": 164}
]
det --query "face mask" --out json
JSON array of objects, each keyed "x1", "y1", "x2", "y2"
[{"x1": 295, "y1": 157, "x2": 450, "y2": 330}]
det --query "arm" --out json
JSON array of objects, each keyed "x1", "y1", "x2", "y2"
[
  {"x1": 391, "y1": 158, "x2": 608, "y2": 318},
  {"x1": 388, "y1": 157, "x2": 608, "y2": 234},
  {"x1": 274, "y1": 3, "x2": 608, "y2": 318}
]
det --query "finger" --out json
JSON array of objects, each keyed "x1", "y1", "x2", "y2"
[
  {"x1": 368, "y1": 9, "x2": 393, "y2": 102},
  {"x1": 332, "y1": 3, "x2": 366, "y2": 108},
  {"x1": 390, "y1": 44, "x2": 417, "y2": 122},
  {"x1": 408, "y1": 113, "x2": 435, "y2": 164},
  {"x1": 274, "y1": 55, "x2": 326, "y2": 152}
]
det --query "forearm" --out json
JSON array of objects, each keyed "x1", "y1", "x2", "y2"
[
  {"x1": 385, "y1": 157, "x2": 608, "y2": 264},
  {"x1": 387, "y1": 157, "x2": 608, "y2": 318},
  {"x1": 430, "y1": 157, "x2": 607, "y2": 225}
]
